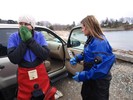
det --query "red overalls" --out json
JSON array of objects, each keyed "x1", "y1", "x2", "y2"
[{"x1": 17, "y1": 63, "x2": 56, "y2": 100}]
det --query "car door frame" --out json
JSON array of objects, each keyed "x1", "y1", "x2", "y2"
[{"x1": 65, "y1": 26, "x2": 85, "y2": 75}]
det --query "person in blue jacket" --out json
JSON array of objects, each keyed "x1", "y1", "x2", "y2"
[
  {"x1": 7, "y1": 15, "x2": 56, "y2": 100},
  {"x1": 70, "y1": 15, "x2": 115, "y2": 100}
]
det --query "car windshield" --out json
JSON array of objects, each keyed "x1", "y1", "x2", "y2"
[{"x1": 42, "y1": 31, "x2": 61, "y2": 43}]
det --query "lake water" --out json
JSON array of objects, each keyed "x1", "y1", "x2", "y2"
[{"x1": 104, "y1": 31, "x2": 133, "y2": 51}]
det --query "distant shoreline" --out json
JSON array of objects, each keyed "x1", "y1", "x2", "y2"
[
  {"x1": 102, "y1": 27, "x2": 133, "y2": 32},
  {"x1": 113, "y1": 49, "x2": 133, "y2": 55}
]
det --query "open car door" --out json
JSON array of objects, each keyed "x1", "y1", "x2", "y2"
[
  {"x1": 35, "y1": 26, "x2": 68, "y2": 82},
  {"x1": 65, "y1": 26, "x2": 87, "y2": 75}
]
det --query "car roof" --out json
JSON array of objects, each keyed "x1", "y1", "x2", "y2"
[
  {"x1": 0, "y1": 24, "x2": 49, "y2": 29},
  {"x1": 0, "y1": 24, "x2": 19, "y2": 28}
]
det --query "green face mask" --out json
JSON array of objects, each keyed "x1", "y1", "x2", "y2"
[{"x1": 19, "y1": 26, "x2": 32, "y2": 42}]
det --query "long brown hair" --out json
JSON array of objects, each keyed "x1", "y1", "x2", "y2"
[{"x1": 81, "y1": 15, "x2": 103, "y2": 40}]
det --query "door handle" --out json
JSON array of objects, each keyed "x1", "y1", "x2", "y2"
[{"x1": 0, "y1": 65, "x2": 5, "y2": 69}]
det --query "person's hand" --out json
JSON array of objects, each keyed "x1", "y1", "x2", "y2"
[
  {"x1": 20, "y1": 26, "x2": 32, "y2": 42},
  {"x1": 70, "y1": 57, "x2": 77, "y2": 65},
  {"x1": 73, "y1": 72, "x2": 80, "y2": 82}
]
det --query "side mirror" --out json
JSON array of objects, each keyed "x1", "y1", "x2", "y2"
[{"x1": 71, "y1": 40, "x2": 80, "y2": 47}]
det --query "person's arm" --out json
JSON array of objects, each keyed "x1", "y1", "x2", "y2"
[
  {"x1": 70, "y1": 52, "x2": 84, "y2": 65},
  {"x1": 26, "y1": 33, "x2": 50, "y2": 61},
  {"x1": 75, "y1": 52, "x2": 84, "y2": 62},
  {"x1": 78, "y1": 54, "x2": 115, "y2": 81},
  {"x1": 7, "y1": 34, "x2": 27, "y2": 64}
]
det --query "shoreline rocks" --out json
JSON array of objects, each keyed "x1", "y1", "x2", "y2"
[
  {"x1": 113, "y1": 49, "x2": 133, "y2": 55},
  {"x1": 113, "y1": 49, "x2": 133, "y2": 63}
]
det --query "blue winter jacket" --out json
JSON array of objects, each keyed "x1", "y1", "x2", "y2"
[
  {"x1": 7, "y1": 31, "x2": 50, "y2": 68},
  {"x1": 75, "y1": 35, "x2": 115, "y2": 81}
]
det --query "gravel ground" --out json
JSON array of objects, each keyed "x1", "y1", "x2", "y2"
[
  {"x1": 52, "y1": 76, "x2": 82, "y2": 100},
  {"x1": 110, "y1": 60, "x2": 133, "y2": 100},
  {"x1": 52, "y1": 60, "x2": 133, "y2": 100}
]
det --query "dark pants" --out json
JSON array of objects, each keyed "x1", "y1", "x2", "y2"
[{"x1": 81, "y1": 78, "x2": 111, "y2": 100}]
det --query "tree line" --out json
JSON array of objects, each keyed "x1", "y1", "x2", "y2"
[
  {"x1": 0, "y1": 17, "x2": 133, "y2": 30},
  {"x1": 101, "y1": 17, "x2": 133, "y2": 30}
]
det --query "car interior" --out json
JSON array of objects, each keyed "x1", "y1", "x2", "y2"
[{"x1": 38, "y1": 31, "x2": 65, "y2": 73}]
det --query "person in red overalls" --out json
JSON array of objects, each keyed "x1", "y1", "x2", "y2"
[{"x1": 7, "y1": 15, "x2": 56, "y2": 100}]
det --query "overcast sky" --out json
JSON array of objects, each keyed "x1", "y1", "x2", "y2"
[{"x1": 0, "y1": 0, "x2": 133, "y2": 24}]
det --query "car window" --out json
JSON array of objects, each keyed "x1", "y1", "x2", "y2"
[
  {"x1": 70, "y1": 28, "x2": 87, "y2": 50},
  {"x1": 42, "y1": 31, "x2": 61, "y2": 43},
  {"x1": 0, "y1": 28, "x2": 18, "y2": 57}
]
